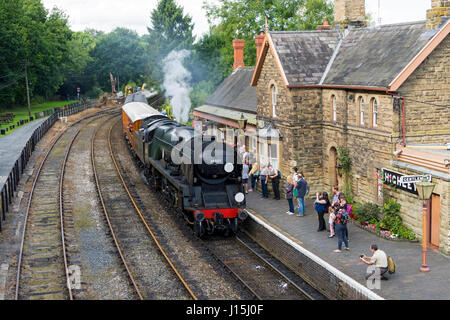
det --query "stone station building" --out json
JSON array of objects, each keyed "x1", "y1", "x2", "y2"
[{"x1": 248, "y1": 0, "x2": 450, "y2": 253}]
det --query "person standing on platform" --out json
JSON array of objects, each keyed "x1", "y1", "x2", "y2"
[
  {"x1": 295, "y1": 172, "x2": 308, "y2": 216},
  {"x1": 260, "y1": 165, "x2": 269, "y2": 198},
  {"x1": 268, "y1": 164, "x2": 280, "y2": 200},
  {"x1": 242, "y1": 162, "x2": 249, "y2": 194},
  {"x1": 249, "y1": 161, "x2": 259, "y2": 192},
  {"x1": 285, "y1": 176, "x2": 295, "y2": 215},
  {"x1": 314, "y1": 192, "x2": 330, "y2": 231},
  {"x1": 329, "y1": 186, "x2": 340, "y2": 237},
  {"x1": 333, "y1": 203, "x2": 350, "y2": 253}
]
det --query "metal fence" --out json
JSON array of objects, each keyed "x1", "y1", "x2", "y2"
[{"x1": 0, "y1": 100, "x2": 95, "y2": 232}]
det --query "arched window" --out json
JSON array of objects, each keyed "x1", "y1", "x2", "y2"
[
  {"x1": 271, "y1": 85, "x2": 277, "y2": 118},
  {"x1": 331, "y1": 95, "x2": 337, "y2": 122},
  {"x1": 372, "y1": 98, "x2": 378, "y2": 127},
  {"x1": 359, "y1": 97, "x2": 365, "y2": 126}
]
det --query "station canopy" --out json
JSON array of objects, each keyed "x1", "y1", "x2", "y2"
[{"x1": 122, "y1": 102, "x2": 160, "y2": 123}]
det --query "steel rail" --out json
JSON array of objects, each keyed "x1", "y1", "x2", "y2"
[
  {"x1": 14, "y1": 109, "x2": 118, "y2": 300},
  {"x1": 91, "y1": 120, "x2": 144, "y2": 300},
  {"x1": 194, "y1": 236, "x2": 263, "y2": 300},
  {"x1": 235, "y1": 235, "x2": 315, "y2": 300},
  {"x1": 107, "y1": 118, "x2": 198, "y2": 301},
  {"x1": 59, "y1": 128, "x2": 82, "y2": 300}
]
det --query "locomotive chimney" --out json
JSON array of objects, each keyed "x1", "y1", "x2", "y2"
[
  {"x1": 232, "y1": 39, "x2": 245, "y2": 70},
  {"x1": 255, "y1": 32, "x2": 265, "y2": 61}
]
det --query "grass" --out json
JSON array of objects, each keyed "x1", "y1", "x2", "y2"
[{"x1": 0, "y1": 100, "x2": 77, "y2": 136}]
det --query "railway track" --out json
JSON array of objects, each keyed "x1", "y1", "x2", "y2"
[
  {"x1": 14, "y1": 110, "x2": 118, "y2": 300},
  {"x1": 91, "y1": 116, "x2": 196, "y2": 300},
  {"x1": 200, "y1": 234, "x2": 317, "y2": 300},
  {"x1": 109, "y1": 118, "x2": 324, "y2": 301}
]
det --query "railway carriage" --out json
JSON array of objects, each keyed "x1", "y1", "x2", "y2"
[{"x1": 121, "y1": 98, "x2": 248, "y2": 237}]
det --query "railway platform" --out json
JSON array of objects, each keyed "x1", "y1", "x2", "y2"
[
  {"x1": 245, "y1": 191, "x2": 450, "y2": 300},
  {"x1": 0, "y1": 117, "x2": 48, "y2": 192}
]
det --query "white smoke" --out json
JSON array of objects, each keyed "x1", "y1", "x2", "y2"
[{"x1": 162, "y1": 50, "x2": 192, "y2": 123}]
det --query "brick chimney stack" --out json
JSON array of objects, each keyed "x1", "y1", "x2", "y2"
[
  {"x1": 334, "y1": 0, "x2": 367, "y2": 29},
  {"x1": 255, "y1": 32, "x2": 265, "y2": 61},
  {"x1": 316, "y1": 20, "x2": 333, "y2": 30},
  {"x1": 232, "y1": 39, "x2": 245, "y2": 71},
  {"x1": 427, "y1": 0, "x2": 450, "y2": 29}
]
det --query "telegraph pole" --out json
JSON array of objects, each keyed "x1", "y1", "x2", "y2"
[{"x1": 24, "y1": 60, "x2": 31, "y2": 119}]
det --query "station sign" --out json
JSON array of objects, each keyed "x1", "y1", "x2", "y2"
[
  {"x1": 382, "y1": 169, "x2": 432, "y2": 195},
  {"x1": 399, "y1": 174, "x2": 432, "y2": 184}
]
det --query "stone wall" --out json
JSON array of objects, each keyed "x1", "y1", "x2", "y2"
[
  {"x1": 334, "y1": 0, "x2": 366, "y2": 27},
  {"x1": 256, "y1": 48, "x2": 324, "y2": 193},
  {"x1": 427, "y1": 1, "x2": 450, "y2": 30},
  {"x1": 382, "y1": 165, "x2": 450, "y2": 254},
  {"x1": 399, "y1": 36, "x2": 450, "y2": 144}
]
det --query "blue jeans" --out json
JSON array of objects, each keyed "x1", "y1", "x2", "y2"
[
  {"x1": 297, "y1": 197, "x2": 305, "y2": 216},
  {"x1": 335, "y1": 224, "x2": 349, "y2": 250},
  {"x1": 250, "y1": 174, "x2": 257, "y2": 190},
  {"x1": 287, "y1": 199, "x2": 294, "y2": 213},
  {"x1": 261, "y1": 176, "x2": 268, "y2": 198}
]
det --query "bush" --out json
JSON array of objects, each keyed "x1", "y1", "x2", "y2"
[
  {"x1": 380, "y1": 200, "x2": 416, "y2": 240},
  {"x1": 354, "y1": 202, "x2": 382, "y2": 223}
]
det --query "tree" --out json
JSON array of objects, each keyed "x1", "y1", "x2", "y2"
[
  {"x1": 203, "y1": 0, "x2": 334, "y2": 73},
  {"x1": 0, "y1": 0, "x2": 73, "y2": 107},
  {"x1": 147, "y1": 0, "x2": 195, "y2": 83},
  {"x1": 86, "y1": 28, "x2": 148, "y2": 94}
]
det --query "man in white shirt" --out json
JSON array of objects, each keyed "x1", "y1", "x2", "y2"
[{"x1": 361, "y1": 244, "x2": 389, "y2": 280}]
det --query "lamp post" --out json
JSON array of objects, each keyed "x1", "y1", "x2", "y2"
[{"x1": 416, "y1": 178, "x2": 436, "y2": 272}]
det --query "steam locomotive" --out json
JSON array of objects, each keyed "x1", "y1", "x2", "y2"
[{"x1": 122, "y1": 93, "x2": 248, "y2": 237}]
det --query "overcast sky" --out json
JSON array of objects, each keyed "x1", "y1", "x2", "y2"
[{"x1": 41, "y1": 0, "x2": 432, "y2": 38}]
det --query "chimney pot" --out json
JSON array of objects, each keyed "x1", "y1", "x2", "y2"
[{"x1": 233, "y1": 39, "x2": 245, "y2": 70}]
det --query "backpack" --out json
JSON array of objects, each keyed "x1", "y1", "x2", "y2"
[
  {"x1": 336, "y1": 210, "x2": 349, "y2": 224},
  {"x1": 346, "y1": 204, "x2": 353, "y2": 217},
  {"x1": 305, "y1": 184, "x2": 310, "y2": 195},
  {"x1": 387, "y1": 256, "x2": 396, "y2": 274}
]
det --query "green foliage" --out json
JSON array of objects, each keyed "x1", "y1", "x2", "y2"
[
  {"x1": 337, "y1": 147, "x2": 352, "y2": 173},
  {"x1": 0, "y1": 0, "x2": 73, "y2": 106},
  {"x1": 147, "y1": 0, "x2": 195, "y2": 83},
  {"x1": 380, "y1": 199, "x2": 415, "y2": 240},
  {"x1": 355, "y1": 199, "x2": 416, "y2": 241},
  {"x1": 354, "y1": 202, "x2": 382, "y2": 223}
]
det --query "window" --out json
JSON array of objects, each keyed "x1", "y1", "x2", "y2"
[
  {"x1": 331, "y1": 95, "x2": 337, "y2": 122},
  {"x1": 271, "y1": 85, "x2": 277, "y2": 118},
  {"x1": 259, "y1": 141, "x2": 279, "y2": 170},
  {"x1": 359, "y1": 97, "x2": 365, "y2": 125},
  {"x1": 372, "y1": 98, "x2": 378, "y2": 127}
]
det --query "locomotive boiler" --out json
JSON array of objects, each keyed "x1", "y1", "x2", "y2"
[{"x1": 122, "y1": 95, "x2": 248, "y2": 237}]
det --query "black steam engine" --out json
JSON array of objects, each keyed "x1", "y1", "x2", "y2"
[{"x1": 122, "y1": 99, "x2": 248, "y2": 237}]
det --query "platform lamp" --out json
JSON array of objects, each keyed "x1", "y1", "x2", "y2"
[
  {"x1": 416, "y1": 177, "x2": 435, "y2": 272},
  {"x1": 237, "y1": 113, "x2": 247, "y2": 130}
]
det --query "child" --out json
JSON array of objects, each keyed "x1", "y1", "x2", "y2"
[
  {"x1": 328, "y1": 203, "x2": 337, "y2": 238},
  {"x1": 285, "y1": 176, "x2": 295, "y2": 215}
]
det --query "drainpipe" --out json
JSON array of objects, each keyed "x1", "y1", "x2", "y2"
[
  {"x1": 401, "y1": 97, "x2": 406, "y2": 147},
  {"x1": 387, "y1": 92, "x2": 406, "y2": 147}
]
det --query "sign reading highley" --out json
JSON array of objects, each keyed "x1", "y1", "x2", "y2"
[{"x1": 382, "y1": 169, "x2": 432, "y2": 196}]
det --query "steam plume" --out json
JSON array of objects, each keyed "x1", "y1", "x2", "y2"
[{"x1": 162, "y1": 50, "x2": 192, "y2": 123}]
